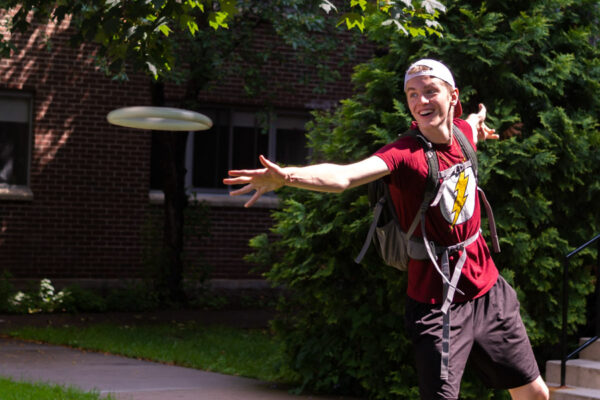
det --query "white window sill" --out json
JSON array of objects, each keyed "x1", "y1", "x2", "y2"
[
  {"x1": 0, "y1": 186, "x2": 33, "y2": 201},
  {"x1": 149, "y1": 190, "x2": 279, "y2": 209}
]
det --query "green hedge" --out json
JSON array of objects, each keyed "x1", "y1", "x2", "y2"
[{"x1": 249, "y1": 1, "x2": 600, "y2": 398}]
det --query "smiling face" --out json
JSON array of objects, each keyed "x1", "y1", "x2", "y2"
[{"x1": 405, "y1": 75, "x2": 459, "y2": 140}]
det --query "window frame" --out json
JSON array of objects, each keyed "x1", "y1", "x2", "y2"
[
  {"x1": 186, "y1": 107, "x2": 309, "y2": 193},
  {"x1": 0, "y1": 90, "x2": 34, "y2": 201},
  {"x1": 150, "y1": 106, "x2": 309, "y2": 208}
]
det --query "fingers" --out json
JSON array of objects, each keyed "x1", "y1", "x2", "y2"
[
  {"x1": 228, "y1": 184, "x2": 254, "y2": 196},
  {"x1": 259, "y1": 154, "x2": 276, "y2": 168},
  {"x1": 226, "y1": 156, "x2": 276, "y2": 178},
  {"x1": 259, "y1": 155, "x2": 286, "y2": 176},
  {"x1": 245, "y1": 191, "x2": 262, "y2": 208},
  {"x1": 232, "y1": 185, "x2": 265, "y2": 208},
  {"x1": 481, "y1": 124, "x2": 499, "y2": 140},
  {"x1": 477, "y1": 103, "x2": 487, "y2": 120},
  {"x1": 226, "y1": 168, "x2": 267, "y2": 177},
  {"x1": 223, "y1": 176, "x2": 253, "y2": 185},
  {"x1": 225, "y1": 182, "x2": 267, "y2": 208}
]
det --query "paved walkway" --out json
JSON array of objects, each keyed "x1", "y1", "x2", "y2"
[
  {"x1": 0, "y1": 337, "x2": 357, "y2": 400},
  {"x1": 0, "y1": 311, "x2": 359, "y2": 400}
]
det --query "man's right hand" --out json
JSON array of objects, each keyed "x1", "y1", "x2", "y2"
[{"x1": 223, "y1": 155, "x2": 286, "y2": 208}]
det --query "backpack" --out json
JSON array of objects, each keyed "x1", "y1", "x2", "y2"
[{"x1": 354, "y1": 125, "x2": 500, "y2": 271}]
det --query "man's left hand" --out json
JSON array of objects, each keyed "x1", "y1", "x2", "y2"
[{"x1": 467, "y1": 103, "x2": 499, "y2": 142}]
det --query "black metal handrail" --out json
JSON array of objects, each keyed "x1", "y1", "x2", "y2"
[{"x1": 560, "y1": 233, "x2": 600, "y2": 387}]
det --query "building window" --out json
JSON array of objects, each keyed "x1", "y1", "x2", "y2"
[
  {"x1": 150, "y1": 108, "x2": 309, "y2": 195},
  {"x1": 0, "y1": 92, "x2": 32, "y2": 187}
]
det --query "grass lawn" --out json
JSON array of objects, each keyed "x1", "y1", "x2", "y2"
[
  {"x1": 4, "y1": 321, "x2": 299, "y2": 384},
  {"x1": 0, "y1": 376, "x2": 115, "y2": 400}
]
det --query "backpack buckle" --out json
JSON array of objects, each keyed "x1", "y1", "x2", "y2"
[{"x1": 429, "y1": 241, "x2": 437, "y2": 258}]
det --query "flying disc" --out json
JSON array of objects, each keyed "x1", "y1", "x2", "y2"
[{"x1": 107, "y1": 106, "x2": 213, "y2": 131}]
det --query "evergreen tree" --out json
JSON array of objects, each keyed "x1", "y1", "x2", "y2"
[{"x1": 249, "y1": 0, "x2": 600, "y2": 398}]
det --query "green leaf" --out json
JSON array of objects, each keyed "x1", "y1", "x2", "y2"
[
  {"x1": 208, "y1": 11, "x2": 229, "y2": 30},
  {"x1": 337, "y1": 12, "x2": 365, "y2": 32},
  {"x1": 157, "y1": 23, "x2": 172, "y2": 36},
  {"x1": 350, "y1": 0, "x2": 367, "y2": 11},
  {"x1": 407, "y1": 26, "x2": 425, "y2": 36},
  {"x1": 187, "y1": 0, "x2": 204, "y2": 11},
  {"x1": 186, "y1": 19, "x2": 199, "y2": 35}
]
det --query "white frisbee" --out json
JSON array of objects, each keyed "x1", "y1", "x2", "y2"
[{"x1": 107, "y1": 106, "x2": 213, "y2": 131}]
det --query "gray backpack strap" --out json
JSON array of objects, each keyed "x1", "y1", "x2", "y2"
[
  {"x1": 355, "y1": 196, "x2": 385, "y2": 264},
  {"x1": 452, "y1": 125, "x2": 500, "y2": 253},
  {"x1": 452, "y1": 125, "x2": 478, "y2": 177},
  {"x1": 478, "y1": 187, "x2": 501, "y2": 253},
  {"x1": 420, "y1": 214, "x2": 466, "y2": 295},
  {"x1": 410, "y1": 132, "x2": 439, "y2": 214}
]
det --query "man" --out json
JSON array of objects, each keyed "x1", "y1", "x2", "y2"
[{"x1": 224, "y1": 59, "x2": 549, "y2": 400}]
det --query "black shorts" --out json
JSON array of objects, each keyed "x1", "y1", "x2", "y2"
[{"x1": 404, "y1": 276, "x2": 540, "y2": 400}]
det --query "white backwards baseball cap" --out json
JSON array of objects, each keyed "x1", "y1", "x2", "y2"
[{"x1": 404, "y1": 58, "x2": 462, "y2": 117}]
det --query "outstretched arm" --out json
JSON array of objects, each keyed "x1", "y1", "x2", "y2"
[
  {"x1": 223, "y1": 154, "x2": 390, "y2": 207},
  {"x1": 466, "y1": 103, "x2": 499, "y2": 144}
]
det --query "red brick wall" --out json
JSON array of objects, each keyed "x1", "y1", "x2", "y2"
[
  {"x1": 0, "y1": 17, "x2": 152, "y2": 280},
  {"x1": 185, "y1": 206, "x2": 274, "y2": 280},
  {"x1": 0, "y1": 16, "x2": 372, "y2": 284}
]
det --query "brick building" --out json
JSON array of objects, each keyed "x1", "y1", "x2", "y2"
[{"x1": 0, "y1": 15, "x2": 373, "y2": 290}]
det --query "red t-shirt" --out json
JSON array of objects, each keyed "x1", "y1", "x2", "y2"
[{"x1": 374, "y1": 119, "x2": 498, "y2": 304}]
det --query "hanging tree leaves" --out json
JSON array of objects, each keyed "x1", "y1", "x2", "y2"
[{"x1": 0, "y1": 0, "x2": 445, "y2": 79}]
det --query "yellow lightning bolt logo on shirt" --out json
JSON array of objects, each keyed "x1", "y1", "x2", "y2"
[{"x1": 451, "y1": 171, "x2": 469, "y2": 229}]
